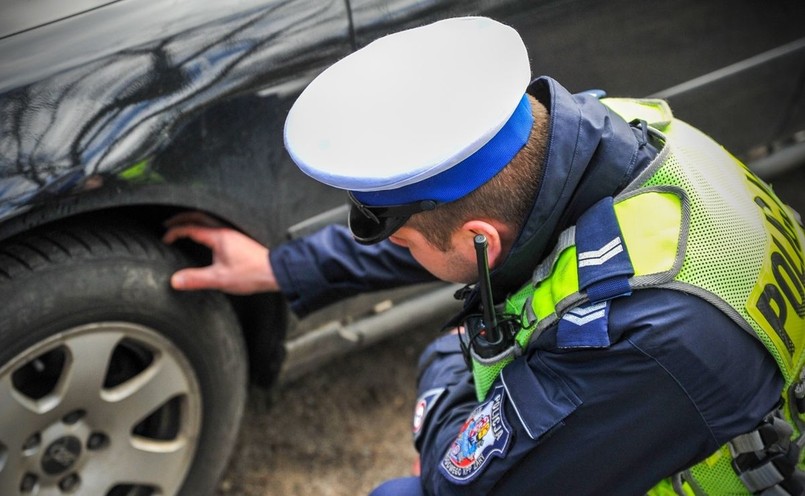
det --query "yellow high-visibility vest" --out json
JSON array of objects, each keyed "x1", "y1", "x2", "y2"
[{"x1": 469, "y1": 98, "x2": 805, "y2": 494}]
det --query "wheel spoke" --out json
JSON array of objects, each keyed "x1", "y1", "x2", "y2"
[
  {"x1": 81, "y1": 437, "x2": 191, "y2": 494},
  {"x1": 0, "y1": 375, "x2": 42, "y2": 436},
  {"x1": 0, "y1": 451, "x2": 25, "y2": 495},
  {"x1": 100, "y1": 353, "x2": 193, "y2": 431},
  {"x1": 0, "y1": 376, "x2": 34, "y2": 491},
  {"x1": 59, "y1": 331, "x2": 126, "y2": 408}
]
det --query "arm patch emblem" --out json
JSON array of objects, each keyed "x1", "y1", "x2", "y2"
[
  {"x1": 439, "y1": 385, "x2": 511, "y2": 484},
  {"x1": 413, "y1": 387, "x2": 446, "y2": 443}
]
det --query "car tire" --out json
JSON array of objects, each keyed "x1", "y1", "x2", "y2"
[{"x1": 0, "y1": 219, "x2": 247, "y2": 496}]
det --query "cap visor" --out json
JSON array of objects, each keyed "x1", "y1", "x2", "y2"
[{"x1": 348, "y1": 205, "x2": 410, "y2": 244}]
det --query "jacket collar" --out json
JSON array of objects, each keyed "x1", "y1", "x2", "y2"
[{"x1": 488, "y1": 76, "x2": 657, "y2": 300}]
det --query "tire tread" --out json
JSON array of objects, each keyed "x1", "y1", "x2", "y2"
[{"x1": 0, "y1": 221, "x2": 179, "y2": 281}]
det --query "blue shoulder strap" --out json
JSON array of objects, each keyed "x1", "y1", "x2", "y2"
[{"x1": 557, "y1": 197, "x2": 634, "y2": 348}]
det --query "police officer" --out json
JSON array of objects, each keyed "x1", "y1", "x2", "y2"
[{"x1": 165, "y1": 17, "x2": 805, "y2": 495}]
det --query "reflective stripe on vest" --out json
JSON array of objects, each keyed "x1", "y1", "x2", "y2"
[{"x1": 470, "y1": 188, "x2": 687, "y2": 403}]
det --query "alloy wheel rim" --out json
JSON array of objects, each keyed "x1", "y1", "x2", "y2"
[{"x1": 0, "y1": 322, "x2": 202, "y2": 495}]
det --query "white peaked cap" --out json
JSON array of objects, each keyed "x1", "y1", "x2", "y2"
[{"x1": 283, "y1": 16, "x2": 532, "y2": 199}]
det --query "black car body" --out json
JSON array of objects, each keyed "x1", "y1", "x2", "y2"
[{"x1": 1, "y1": 0, "x2": 803, "y2": 494}]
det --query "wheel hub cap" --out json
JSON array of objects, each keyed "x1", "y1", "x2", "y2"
[{"x1": 41, "y1": 436, "x2": 82, "y2": 475}]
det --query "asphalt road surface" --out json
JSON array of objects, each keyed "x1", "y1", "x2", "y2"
[
  {"x1": 217, "y1": 320, "x2": 435, "y2": 496},
  {"x1": 217, "y1": 164, "x2": 805, "y2": 496}
]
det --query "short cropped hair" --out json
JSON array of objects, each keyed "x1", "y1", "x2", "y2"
[{"x1": 407, "y1": 94, "x2": 548, "y2": 251}]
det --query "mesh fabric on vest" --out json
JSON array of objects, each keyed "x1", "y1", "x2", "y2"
[
  {"x1": 640, "y1": 121, "x2": 805, "y2": 494},
  {"x1": 472, "y1": 357, "x2": 514, "y2": 401},
  {"x1": 471, "y1": 286, "x2": 537, "y2": 401},
  {"x1": 687, "y1": 445, "x2": 751, "y2": 495},
  {"x1": 638, "y1": 121, "x2": 779, "y2": 374}
]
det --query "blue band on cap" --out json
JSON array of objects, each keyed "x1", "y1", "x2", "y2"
[{"x1": 352, "y1": 94, "x2": 533, "y2": 206}]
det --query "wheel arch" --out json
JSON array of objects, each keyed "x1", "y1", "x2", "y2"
[{"x1": 0, "y1": 200, "x2": 290, "y2": 393}]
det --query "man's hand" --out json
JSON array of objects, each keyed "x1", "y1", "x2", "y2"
[{"x1": 162, "y1": 213, "x2": 280, "y2": 295}]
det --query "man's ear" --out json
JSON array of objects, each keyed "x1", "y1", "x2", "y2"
[{"x1": 454, "y1": 220, "x2": 504, "y2": 269}]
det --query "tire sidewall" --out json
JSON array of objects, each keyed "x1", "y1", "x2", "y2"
[{"x1": 0, "y1": 247, "x2": 247, "y2": 496}]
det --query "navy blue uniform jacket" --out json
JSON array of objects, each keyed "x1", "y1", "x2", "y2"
[{"x1": 270, "y1": 77, "x2": 783, "y2": 495}]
